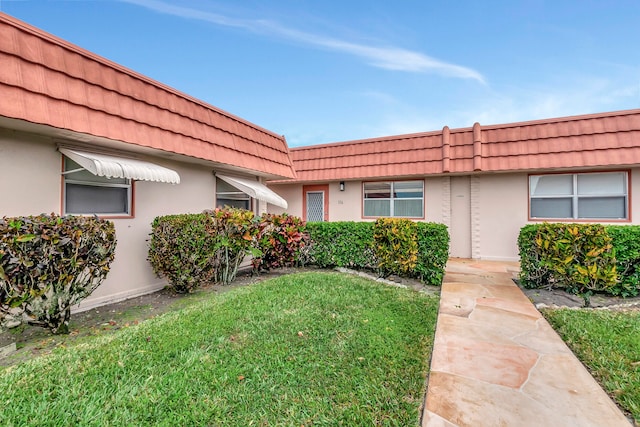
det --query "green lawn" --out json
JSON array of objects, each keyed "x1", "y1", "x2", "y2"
[
  {"x1": 0, "y1": 271, "x2": 439, "y2": 426},
  {"x1": 544, "y1": 308, "x2": 640, "y2": 423}
]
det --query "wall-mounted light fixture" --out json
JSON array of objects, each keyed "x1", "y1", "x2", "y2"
[{"x1": 339, "y1": 181, "x2": 345, "y2": 191}]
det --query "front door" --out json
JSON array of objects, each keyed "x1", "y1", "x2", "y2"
[{"x1": 303, "y1": 185, "x2": 329, "y2": 222}]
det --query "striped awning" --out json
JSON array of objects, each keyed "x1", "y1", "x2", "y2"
[{"x1": 60, "y1": 148, "x2": 180, "y2": 184}]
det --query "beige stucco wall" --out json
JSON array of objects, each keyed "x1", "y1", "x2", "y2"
[
  {"x1": 270, "y1": 178, "x2": 443, "y2": 223},
  {"x1": 0, "y1": 128, "x2": 256, "y2": 311},
  {"x1": 268, "y1": 184, "x2": 302, "y2": 217},
  {"x1": 0, "y1": 129, "x2": 61, "y2": 216},
  {"x1": 473, "y1": 170, "x2": 640, "y2": 261},
  {"x1": 424, "y1": 177, "x2": 446, "y2": 224},
  {"x1": 82, "y1": 161, "x2": 216, "y2": 309},
  {"x1": 268, "y1": 170, "x2": 640, "y2": 262},
  {"x1": 328, "y1": 181, "x2": 361, "y2": 221}
]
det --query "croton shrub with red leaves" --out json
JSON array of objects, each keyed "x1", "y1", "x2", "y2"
[{"x1": 252, "y1": 213, "x2": 307, "y2": 272}]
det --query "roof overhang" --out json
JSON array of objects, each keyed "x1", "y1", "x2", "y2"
[
  {"x1": 217, "y1": 174, "x2": 288, "y2": 209},
  {"x1": 59, "y1": 148, "x2": 180, "y2": 184}
]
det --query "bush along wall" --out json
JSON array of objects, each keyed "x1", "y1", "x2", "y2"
[
  {"x1": 373, "y1": 219, "x2": 449, "y2": 286},
  {"x1": 148, "y1": 213, "x2": 217, "y2": 293},
  {"x1": 149, "y1": 208, "x2": 261, "y2": 291},
  {"x1": 602, "y1": 225, "x2": 640, "y2": 297},
  {"x1": 304, "y1": 222, "x2": 375, "y2": 270},
  {"x1": 0, "y1": 214, "x2": 116, "y2": 334},
  {"x1": 305, "y1": 220, "x2": 449, "y2": 286},
  {"x1": 414, "y1": 222, "x2": 450, "y2": 285},
  {"x1": 373, "y1": 218, "x2": 419, "y2": 277},
  {"x1": 253, "y1": 213, "x2": 307, "y2": 273},
  {"x1": 518, "y1": 223, "x2": 640, "y2": 303},
  {"x1": 149, "y1": 213, "x2": 449, "y2": 292}
]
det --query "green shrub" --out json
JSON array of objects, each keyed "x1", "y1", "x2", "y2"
[
  {"x1": 304, "y1": 222, "x2": 375, "y2": 269},
  {"x1": 373, "y1": 218, "x2": 418, "y2": 277},
  {"x1": 605, "y1": 225, "x2": 640, "y2": 297},
  {"x1": 0, "y1": 214, "x2": 116, "y2": 334},
  {"x1": 518, "y1": 223, "x2": 620, "y2": 302},
  {"x1": 518, "y1": 224, "x2": 552, "y2": 289},
  {"x1": 414, "y1": 222, "x2": 449, "y2": 286},
  {"x1": 148, "y1": 213, "x2": 215, "y2": 293},
  {"x1": 253, "y1": 213, "x2": 307, "y2": 272},
  {"x1": 208, "y1": 208, "x2": 260, "y2": 285},
  {"x1": 372, "y1": 219, "x2": 449, "y2": 286},
  {"x1": 149, "y1": 209, "x2": 260, "y2": 290},
  {"x1": 304, "y1": 220, "x2": 449, "y2": 286}
]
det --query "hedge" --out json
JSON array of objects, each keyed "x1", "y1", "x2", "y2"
[
  {"x1": 604, "y1": 225, "x2": 640, "y2": 297},
  {"x1": 518, "y1": 223, "x2": 640, "y2": 298},
  {"x1": 304, "y1": 222, "x2": 375, "y2": 270},
  {"x1": 305, "y1": 220, "x2": 449, "y2": 286}
]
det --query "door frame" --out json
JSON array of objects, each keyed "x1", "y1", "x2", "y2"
[{"x1": 303, "y1": 184, "x2": 329, "y2": 222}]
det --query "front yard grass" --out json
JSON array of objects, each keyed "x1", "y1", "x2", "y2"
[
  {"x1": 0, "y1": 271, "x2": 439, "y2": 426},
  {"x1": 543, "y1": 308, "x2": 640, "y2": 423}
]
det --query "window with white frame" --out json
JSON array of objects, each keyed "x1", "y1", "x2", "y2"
[
  {"x1": 63, "y1": 157, "x2": 132, "y2": 215},
  {"x1": 216, "y1": 178, "x2": 251, "y2": 210},
  {"x1": 529, "y1": 172, "x2": 628, "y2": 220},
  {"x1": 363, "y1": 180, "x2": 424, "y2": 218}
]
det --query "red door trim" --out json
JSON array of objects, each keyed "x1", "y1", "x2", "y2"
[{"x1": 303, "y1": 184, "x2": 329, "y2": 221}]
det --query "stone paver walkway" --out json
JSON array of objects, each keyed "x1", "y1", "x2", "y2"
[{"x1": 422, "y1": 259, "x2": 631, "y2": 427}]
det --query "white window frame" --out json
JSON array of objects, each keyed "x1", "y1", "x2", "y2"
[
  {"x1": 529, "y1": 171, "x2": 629, "y2": 220},
  {"x1": 62, "y1": 156, "x2": 133, "y2": 216},
  {"x1": 363, "y1": 180, "x2": 424, "y2": 218}
]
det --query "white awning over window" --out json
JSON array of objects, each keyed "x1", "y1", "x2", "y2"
[
  {"x1": 60, "y1": 148, "x2": 180, "y2": 184},
  {"x1": 217, "y1": 174, "x2": 288, "y2": 209}
]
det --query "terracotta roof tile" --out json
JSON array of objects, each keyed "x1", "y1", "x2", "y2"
[
  {"x1": 278, "y1": 109, "x2": 640, "y2": 183},
  {"x1": 0, "y1": 13, "x2": 295, "y2": 179}
]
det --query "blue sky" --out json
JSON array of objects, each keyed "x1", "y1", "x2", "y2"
[{"x1": 2, "y1": 1, "x2": 639, "y2": 147}]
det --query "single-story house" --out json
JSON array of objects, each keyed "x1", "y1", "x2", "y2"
[
  {"x1": 0, "y1": 13, "x2": 295, "y2": 310},
  {"x1": 267, "y1": 109, "x2": 640, "y2": 261}
]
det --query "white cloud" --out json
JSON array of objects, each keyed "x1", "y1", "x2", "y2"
[{"x1": 121, "y1": 0, "x2": 485, "y2": 83}]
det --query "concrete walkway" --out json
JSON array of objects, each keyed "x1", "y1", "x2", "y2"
[{"x1": 422, "y1": 259, "x2": 631, "y2": 427}]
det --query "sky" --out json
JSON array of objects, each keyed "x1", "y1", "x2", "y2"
[{"x1": 1, "y1": 1, "x2": 639, "y2": 147}]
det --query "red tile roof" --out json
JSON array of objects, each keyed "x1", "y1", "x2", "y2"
[
  {"x1": 0, "y1": 13, "x2": 295, "y2": 179},
  {"x1": 284, "y1": 109, "x2": 640, "y2": 182}
]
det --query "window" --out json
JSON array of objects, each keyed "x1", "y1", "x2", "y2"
[
  {"x1": 529, "y1": 172, "x2": 628, "y2": 220},
  {"x1": 63, "y1": 157, "x2": 132, "y2": 215},
  {"x1": 363, "y1": 180, "x2": 424, "y2": 218},
  {"x1": 216, "y1": 177, "x2": 251, "y2": 210}
]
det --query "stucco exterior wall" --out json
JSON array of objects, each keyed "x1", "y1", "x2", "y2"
[
  {"x1": 268, "y1": 184, "x2": 302, "y2": 217},
  {"x1": 0, "y1": 128, "x2": 255, "y2": 311},
  {"x1": 328, "y1": 181, "x2": 362, "y2": 221},
  {"x1": 268, "y1": 170, "x2": 640, "y2": 262},
  {"x1": 474, "y1": 169, "x2": 640, "y2": 261},
  {"x1": 425, "y1": 177, "x2": 446, "y2": 224},
  {"x1": 82, "y1": 161, "x2": 216, "y2": 309},
  {"x1": 0, "y1": 129, "x2": 61, "y2": 216},
  {"x1": 271, "y1": 178, "x2": 443, "y2": 223}
]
